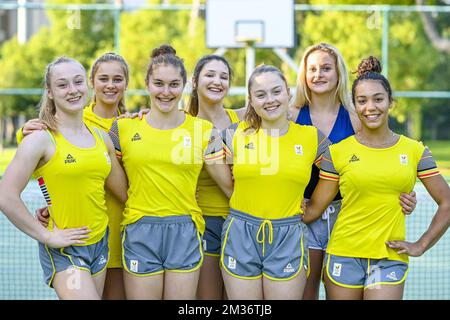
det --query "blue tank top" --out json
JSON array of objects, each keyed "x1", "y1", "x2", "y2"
[{"x1": 295, "y1": 105, "x2": 355, "y2": 199}]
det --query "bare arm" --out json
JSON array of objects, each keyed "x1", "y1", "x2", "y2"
[
  {"x1": 387, "y1": 175, "x2": 450, "y2": 256},
  {"x1": 102, "y1": 131, "x2": 128, "y2": 204},
  {"x1": 0, "y1": 132, "x2": 89, "y2": 247},
  {"x1": 16, "y1": 118, "x2": 47, "y2": 144},
  {"x1": 205, "y1": 162, "x2": 234, "y2": 199},
  {"x1": 303, "y1": 178, "x2": 340, "y2": 224}
]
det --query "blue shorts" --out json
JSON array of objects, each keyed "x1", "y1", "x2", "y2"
[
  {"x1": 324, "y1": 253, "x2": 409, "y2": 289},
  {"x1": 221, "y1": 209, "x2": 308, "y2": 281},
  {"x1": 122, "y1": 215, "x2": 203, "y2": 276},
  {"x1": 39, "y1": 228, "x2": 109, "y2": 287},
  {"x1": 306, "y1": 200, "x2": 340, "y2": 251},
  {"x1": 203, "y1": 216, "x2": 225, "y2": 256}
]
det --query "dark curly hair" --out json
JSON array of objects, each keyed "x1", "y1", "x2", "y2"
[
  {"x1": 351, "y1": 56, "x2": 393, "y2": 105},
  {"x1": 145, "y1": 44, "x2": 187, "y2": 86}
]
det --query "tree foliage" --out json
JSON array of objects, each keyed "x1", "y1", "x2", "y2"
[{"x1": 0, "y1": 0, "x2": 448, "y2": 142}]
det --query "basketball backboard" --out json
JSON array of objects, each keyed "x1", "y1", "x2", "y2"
[{"x1": 206, "y1": 0, "x2": 295, "y2": 48}]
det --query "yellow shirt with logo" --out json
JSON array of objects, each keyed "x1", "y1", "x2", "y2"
[
  {"x1": 109, "y1": 114, "x2": 220, "y2": 234},
  {"x1": 32, "y1": 127, "x2": 111, "y2": 245},
  {"x1": 197, "y1": 109, "x2": 240, "y2": 217},
  {"x1": 320, "y1": 135, "x2": 439, "y2": 263},
  {"x1": 223, "y1": 121, "x2": 330, "y2": 219}
]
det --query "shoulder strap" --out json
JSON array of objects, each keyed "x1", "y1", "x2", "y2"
[
  {"x1": 45, "y1": 129, "x2": 57, "y2": 146},
  {"x1": 225, "y1": 108, "x2": 240, "y2": 124}
]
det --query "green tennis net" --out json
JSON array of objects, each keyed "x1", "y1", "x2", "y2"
[{"x1": 0, "y1": 180, "x2": 449, "y2": 300}]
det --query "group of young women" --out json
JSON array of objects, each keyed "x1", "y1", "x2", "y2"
[{"x1": 0, "y1": 42, "x2": 449, "y2": 300}]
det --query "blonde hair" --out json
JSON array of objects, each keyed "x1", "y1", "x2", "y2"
[
  {"x1": 245, "y1": 65, "x2": 289, "y2": 132},
  {"x1": 293, "y1": 42, "x2": 351, "y2": 110},
  {"x1": 38, "y1": 57, "x2": 86, "y2": 131},
  {"x1": 90, "y1": 52, "x2": 130, "y2": 114}
]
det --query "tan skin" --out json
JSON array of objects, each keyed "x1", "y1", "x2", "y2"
[
  {"x1": 0, "y1": 62, "x2": 128, "y2": 300},
  {"x1": 21, "y1": 59, "x2": 129, "y2": 300},
  {"x1": 221, "y1": 71, "x2": 307, "y2": 300},
  {"x1": 290, "y1": 50, "x2": 417, "y2": 300},
  {"x1": 122, "y1": 63, "x2": 232, "y2": 300},
  {"x1": 303, "y1": 80, "x2": 450, "y2": 300}
]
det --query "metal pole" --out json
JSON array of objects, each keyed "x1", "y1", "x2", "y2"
[
  {"x1": 17, "y1": 0, "x2": 27, "y2": 44},
  {"x1": 382, "y1": 9, "x2": 389, "y2": 78},
  {"x1": 245, "y1": 44, "x2": 255, "y2": 102},
  {"x1": 114, "y1": 0, "x2": 123, "y2": 53}
]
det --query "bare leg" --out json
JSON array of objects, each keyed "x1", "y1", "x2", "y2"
[
  {"x1": 164, "y1": 269, "x2": 200, "y2": 300},
  {"x1": 53, "y1": 268, "x2": 103, "y2": 300},
  {"x1": 323, "y1": 270, "x2": 363, "y2": 300},
  {"x1": 197, "y1": 255, "x2": 224, "y2": 300},
  {"x1": 221, "y1": 267, "x2": 263, "y2": 300},
  {"x1": 102, "y1": 268, "x2": 126, "y2": 300},
  {"x1": 302, "y1": 249, "x2": 324, "y2": 300},
  {"x1": 364, "y1": 283, "x2": 404, "y2": 300},
  {"x1": 263, "y1": 268, "x2": 307, "y2": 300},
  {"x1": 123, "y1": 271, "x2": 164, "y2": 300}
]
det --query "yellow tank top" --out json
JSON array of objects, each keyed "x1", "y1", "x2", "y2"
[
  {"x1": 82, "y1": 102, "x2": 125, "y2": 235},
  {"x1": 32, "y1": 126, "x2": 111, "y2": 245},
  {"x1": 197, "y1": 108, "x2": 240, "y2": 217},
  {"x1": 83, "y1": 102, "x2": 121, "y2": 132},
  {"x1": 226, "y1": 121, "x2": 329, "y2": 219},
  {"x1": 112, "y1": 114, "x2": 215, "y2": 234}
]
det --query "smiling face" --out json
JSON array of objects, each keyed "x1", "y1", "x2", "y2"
[
  {"x1": 306, "y1": 50, "x2": 338, "y2": 96},
  {"x1": 47, "y1": 61, "x2": 88, "y2": 114},
  {"x1": 195, "y1": 59, "x2": 230, "y2": 105},
  {"x1": 354, "y1": 79, "x2": 391, "y2": 131},
  {"x1": 249, "y1": 71, "x2": 290, "y2": 123},
  {"x1": 92, "y1": 61, "x2": 127, "y2": 108},
  {"x1": 147, "y1": 64, "x2": 185, "y2": 114}
]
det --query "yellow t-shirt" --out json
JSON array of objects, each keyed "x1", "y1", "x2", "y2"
[
  {"x1": 320, "y1": 135, "x2": 439, "y2": 263},
  {"x1": 33, "y1": 127, "x2": 111, "y2": 245},
  {"x1": 83, "y1": 102, "x2": 120, "y2": 131},
  {"x1": 109, "y1": 113, "x2": 218, "y2": 234},
  {"x1": 197, "y1": 109, "x2": 240, "y2": 217},
  {"x1": 224, "y1": 121, "x2": 330, "y2": 219}
]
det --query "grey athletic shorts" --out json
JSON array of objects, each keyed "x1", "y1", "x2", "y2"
[
  {"x1": 306, "y1": 200, "x2": 341, "y2": 251},
  {"x1": 39, "y1": 228, "x2": 109, "y2": 287},
  {"x1": 221, "y1": 209, "x2": 308, "y2": 281},
  {"x1": 203, "y1": 216, "x2": 226, "y2": 256},
  {"x1": 122, "y1": 215, "x2": 203, "y2": 275},
  {"x1": 324, "y1": 253, "x2": 409, "y2": 289}
]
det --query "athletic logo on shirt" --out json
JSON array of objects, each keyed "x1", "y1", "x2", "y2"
[
  {"x1": 228, "y1": 256, "x2": 237, "y2": 269},
  {"x1": 294, "y1": 145, "x2": 303, "y2": 155},
  {"x1": 349, "y1": 154, "x2": 360, "y2": 163},
  {"x1": 332, "y1": 263, "x2": 342, "y2": 277},
  {"x1": 131, "y1": 133, "x2": 142, "y2": 141},
  {"x1": 244, "y1": 142, "x2": 255, "y2": 150},
  {"x1": 64, "y1": 154, "x2": 76, "y2": 164},
  {"x1": 400, "y1": 154, "x2": 408, "y2": 165}
]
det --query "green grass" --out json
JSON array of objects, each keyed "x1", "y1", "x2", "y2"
[{"x1": 423, "y1": 140, "x2": 450, "y2": 181}]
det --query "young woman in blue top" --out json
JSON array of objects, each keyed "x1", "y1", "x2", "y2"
[{"x1": 289, "y1": 43, "x2": 417, "y2": 300}]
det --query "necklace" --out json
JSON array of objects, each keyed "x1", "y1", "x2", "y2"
[{"x1": 356, "y1": 130, "x2": 399, "y2": 148}]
